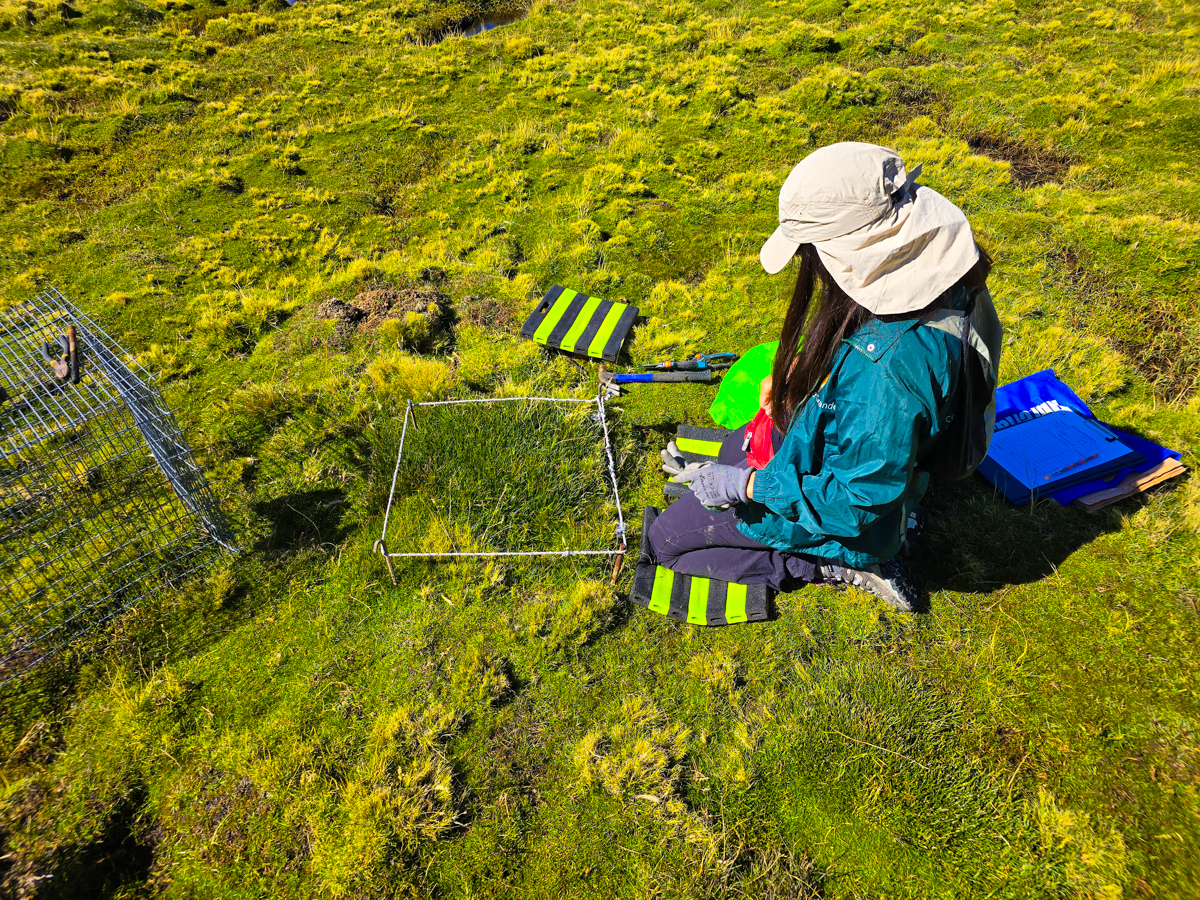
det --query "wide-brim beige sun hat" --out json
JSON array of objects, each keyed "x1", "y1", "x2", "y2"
[{"x1": 759, "y1": 141, "x2": 980, "y2": 315}]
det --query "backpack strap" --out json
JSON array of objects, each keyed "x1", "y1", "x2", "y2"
[
  {"x1": 915, "y1": 286, "x2": 1005, "y2": 478},
  {"x1": 918, "y1": 286, "x2": 1002, "y2": 391}
]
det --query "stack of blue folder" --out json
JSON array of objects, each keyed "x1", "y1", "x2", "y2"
[{"x1": 978, "y1": 370, "x2": 1182, "y2": 506}]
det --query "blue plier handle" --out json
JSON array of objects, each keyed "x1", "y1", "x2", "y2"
[{"x1": 640, "y1": 352, "x2": 739, "y2": 372}]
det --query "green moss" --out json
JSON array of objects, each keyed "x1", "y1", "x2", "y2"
[{"x1": 1, "y1": 0, "x2": 1198, "y2": 894}]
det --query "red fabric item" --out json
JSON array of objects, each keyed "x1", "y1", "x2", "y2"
[{"x1": 745, "y1": 408, "x2": 777, "y2": 469}]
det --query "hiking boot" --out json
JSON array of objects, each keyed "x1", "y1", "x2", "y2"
[
  {"x1": 819, "y1": 556, "x2": 917, "y2": 612},
  {"x1": 631, "y1": 506, "x2": 661, "y2": 604},
  {"x1": 899, "y1": 503, "x2": 927, "y2": 559},
  {"x1": 638, "y1": 507, "x2": 660, "y2": 563}
]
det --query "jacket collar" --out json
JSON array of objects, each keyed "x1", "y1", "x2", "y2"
[
  {"x1": 844, "y1": 316, "x2": 922, "y2": 362},
  {"x1": 843, "y1": 285, "x2": 972, "y2": 361}
]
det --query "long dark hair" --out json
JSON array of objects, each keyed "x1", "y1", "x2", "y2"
[{"x1": 769, "y1": 244, "x2": 992, "y2": 430}]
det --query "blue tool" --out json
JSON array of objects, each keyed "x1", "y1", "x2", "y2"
[
  {"x1": 618, "y1": 371, "x2": 714, "y2": 383},
  {"x1": 600, "y1": 368, "x2": 715, "y2": 387},
  {"x1": 640, "y1": 352, "x2": 738, "y2": 372}
]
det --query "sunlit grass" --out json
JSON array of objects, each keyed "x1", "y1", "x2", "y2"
[{"x1": 0, "y1": 0, "x2": 1197, "y2": 894}]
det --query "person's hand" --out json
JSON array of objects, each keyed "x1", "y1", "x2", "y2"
[
  {"x1": 676, "y1": 464, "x2": 754, "y2": 510},
  {"x1": 759, "y1": 375, "x2": 773, "y2": 417},
  {"x1": 660, "y1": 440, "x2": 710, "y2": 480}
]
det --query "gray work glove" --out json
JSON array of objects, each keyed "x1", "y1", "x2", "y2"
[
  {"x1": 660, "y1": 440, "x2": 710, "y2": 480},
  {"x1": 675, "y1": 463, "x2": 753, "y2": 510}
]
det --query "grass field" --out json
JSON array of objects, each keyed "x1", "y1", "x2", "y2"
[{"x1": 1, "y1": 0, "x2": 1198, "y2": 894}]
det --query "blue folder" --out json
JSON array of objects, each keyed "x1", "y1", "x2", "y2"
[
  {"x1": 977, "y1": 408, "x2": 1144, "y2": 505},
  {"x1": 988, "y1": 369, "x2": 1181, "y2": 505}
]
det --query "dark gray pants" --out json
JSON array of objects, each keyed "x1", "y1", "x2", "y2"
[{"x1": 647, "y1": 425, "x2": 820, "y2": 593}]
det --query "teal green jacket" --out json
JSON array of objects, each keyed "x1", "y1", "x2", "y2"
[{"x1": 736, "y1": 303, "x2": 966, "y2": 568}]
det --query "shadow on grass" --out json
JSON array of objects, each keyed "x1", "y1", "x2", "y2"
[
  {"x1": 253, "y1": 488, "x2": 350, "y2": 554},
  {"x1": 913, "y1": 476, "x2": 1128, "y2": 596},
  {"x1": 0, "y1": 781, "x2": 154, "y2": 900},
  {"x1": 57, "y1": 784, "x2": 155, "y2": 900}
]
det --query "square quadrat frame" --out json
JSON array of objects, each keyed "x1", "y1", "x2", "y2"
[{"x1": 374, "y1": 394, "x2": 627, "y2": 583}]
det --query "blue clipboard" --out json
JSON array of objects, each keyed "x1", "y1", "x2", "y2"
[{"x1": 977, "y1": 409, "x2": 1144, "y2": 505}]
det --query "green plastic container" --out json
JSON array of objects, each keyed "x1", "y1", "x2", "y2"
[{"x1": 708, "y1": 341, "x2": 779, "y2": 429}]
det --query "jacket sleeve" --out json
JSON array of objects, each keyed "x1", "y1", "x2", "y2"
[{"x1": 751, "y1": 352, "x2": 929, "y2": 539}]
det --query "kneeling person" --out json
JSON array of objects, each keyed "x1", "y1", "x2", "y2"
[{"x1": 645, "y1": 142, "x2": 1000, "y2": 612}]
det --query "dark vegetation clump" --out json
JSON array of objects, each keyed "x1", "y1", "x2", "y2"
[
  {"x1": 965, "y1": 131, "x2": 1073, "y2": 187},
  {"x1": 152, "y1": 767, "x2": 312, "y2": 879},
  {"x1": 1056, "y1": 247, "x2": 1197, "y2": 394},
  {"x1": 456, "y1": 293, "x2": 513, "y2": 329}
]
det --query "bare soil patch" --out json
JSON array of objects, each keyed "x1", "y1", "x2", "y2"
[
  {"x1": 316, "y1": 285, "x2": 451, "y2": 351},
  {"x1": 965, "y1": 131, "x2": 1072, "y2": 187}
]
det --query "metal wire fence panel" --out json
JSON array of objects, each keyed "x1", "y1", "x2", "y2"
[{"x1": 0, "y1": 287, "x2": 235, "y2": 683}]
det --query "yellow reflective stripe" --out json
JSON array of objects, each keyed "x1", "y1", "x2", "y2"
[
  {"x1": 675, "y1": 437, "x2": 722, "y2": 458},
  {"x1": 648, "y1": 566, "x2": 674, "y2": 615},
  {"x1": 687, "y1": 577, "x2": 709, "y2": 624},
  {"x1": 559, "y1": 295, "x2": 602, "y2": 353},
  {"x1": 532, "y1": 289, "x2": 577, "y2": 344},
  {"x1": 586, "y1": 304, "x2": 625, "y2": 358},
  {"x1": 725, "y1": 582, "x2": 748, "y2": 623}
]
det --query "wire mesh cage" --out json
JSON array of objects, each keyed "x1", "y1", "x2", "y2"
[{"x1": 0, "y1": 286, "x2": 235, "y2": 683}]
